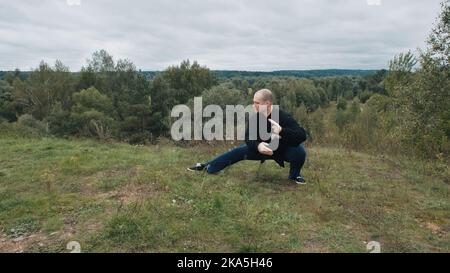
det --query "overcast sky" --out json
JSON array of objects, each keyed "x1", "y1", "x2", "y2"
[{"x1": 0, "y1": 0, "x2": 444, "y2": 71}]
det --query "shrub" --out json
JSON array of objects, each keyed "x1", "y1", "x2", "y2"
[{"x1": 17, "y1": 114, "x2": 47, "y2": 135}]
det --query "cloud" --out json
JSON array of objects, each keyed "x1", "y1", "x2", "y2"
[
  {"x1": 66, "y1": 0, "x2": 81, "y2": 6},
  {"x1": 0, "y1": 0, "x2": 444, "y2": 71}
]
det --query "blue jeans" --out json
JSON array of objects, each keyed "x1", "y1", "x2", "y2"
[{"x1": 205, "y1": 144, "x2": 306, "y2": 180}]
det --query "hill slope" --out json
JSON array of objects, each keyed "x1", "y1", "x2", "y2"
[{"x1": 0, "y1": 137, "x2": 448, "y2": 252}]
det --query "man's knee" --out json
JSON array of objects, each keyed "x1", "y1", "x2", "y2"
[
  {"x1": 287, "y1": 145, "x2": 306, "y2": 164},
  {"x1": 298, "y1": 145, "x2": 306, "y2": 159},
  {"x1": 205, "y1": 144, "x2": 248, "y2": 174},
  {"x1": 234, "y1": 144, "x2": 249, "y2": 155}
]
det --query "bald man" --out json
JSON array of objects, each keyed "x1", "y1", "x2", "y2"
[{"x1": 188, "y1": 89, "x2": 307, "y2": 185}]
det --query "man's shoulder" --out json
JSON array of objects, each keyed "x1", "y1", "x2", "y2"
[
  {"x1": 277, "y1": 109, "x2": 301, "y2": 127},
  {"x1": 278, "y1": 109, "x2": 294, "y2": 120}
]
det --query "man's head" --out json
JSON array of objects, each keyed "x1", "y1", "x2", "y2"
[{"x1": 253, "y1": 89, "x2": 273, "y2": 115}]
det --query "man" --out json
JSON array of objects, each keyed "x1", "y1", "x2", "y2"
[{"x1": 188, "y1": 89, "x2": 307, "y2": 185}]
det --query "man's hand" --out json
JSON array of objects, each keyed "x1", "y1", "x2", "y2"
[
  {"x1": 268, "y1": 119, "x2": 282, "y2": 135},
  {"x1": 257, "y1": 142, "x2": 273, "y2": 156}
]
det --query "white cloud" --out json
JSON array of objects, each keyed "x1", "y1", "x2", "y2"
[
  {"x1": 66, "y1": 0, "x2": 81, "y2": 6},
  {"x1": 0, "y1": 0, "x2": 444, "y2": 71},
  {"x1": 367, "y1": 0, "x2": 382, "y2": 6}
]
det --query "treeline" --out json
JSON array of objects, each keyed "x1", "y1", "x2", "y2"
[
  {"x1": 212, "y1": 69, "x2": 378, "y2": 79},
  {"x1": 0, "y1": 69, "x2": 377, "y2": 82},
  {"x1": 0, "y1": 52, "x2": 217, "y2": 143},
  {"x1": 0, "y1": 51, "x2": 385, "y2": 144}
]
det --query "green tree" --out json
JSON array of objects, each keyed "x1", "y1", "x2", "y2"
[
  {"x1": 385, "y1": 1, "x2": 450, "y2": 157},
  {"x1": 12, "y1": 60, "x2": 76, "y2": 120},
  {"x1": 385, "y1": 51, "x2": 417, "y2": 98},
  {"x1": 70, "y1": 87, "x2": 115, "y2": 139},
  {"x1": 336, "y1": 97, "x2": 347, "y2": 110},
  {"x1": 0, "y1": 80, "x2": 17, "y2": 121},
  {"x1": 150, "y1": 59, "x2": 218, "y2": 137},
  {"x1": 157, "y1": 59, "x2": 218, "y2": 104},
  {"x1": 201, "y1": 84, "x2": 245, "y2": 108},
  {"x1": 76, "y1": 50, "x2": 155, "y2": 142}
]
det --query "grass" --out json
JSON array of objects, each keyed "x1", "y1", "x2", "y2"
[{"x1": 0, "y1": 136, "x2": 448, "y2": 252}]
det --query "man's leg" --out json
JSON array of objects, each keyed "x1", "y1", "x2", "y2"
[
  {"x1": 283, "y1": 145, "x2": 307, "y2": 180},
  {"x1": 205, "y1": 144, "x2": 269, "y2": 174}
]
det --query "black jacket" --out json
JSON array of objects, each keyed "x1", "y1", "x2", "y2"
[{"x1": 245, "y1": 109, "x2": 307, "y2": 167}]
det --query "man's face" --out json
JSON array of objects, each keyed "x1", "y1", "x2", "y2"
[{"x1": 253, "y1": 93, "x2": 272, "y2": 114}]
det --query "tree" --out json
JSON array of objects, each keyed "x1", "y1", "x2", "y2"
[
  {"x1": 70, "y1": 87, "x2": 115, "y2": 139},
  {"x1": 385, "y1": 1, "x2": 450, "y2": 157},
  {"x1": 12, "y1": 60, "x2": 76, "y2": 120},
  {"x1": 385, "y1": 51, "x2": 417, "y2": 98},
  {"x1": 336, "y1": 97, "x2": 347, "y2": 110},
  {"x1": 76, "y1": 50, "x2": 156, "y2": 142},
  {"x1": 201, "y1": 84, "x2": 245, "y2": 108},
  {"x1": 159, "y1": 59, "x2": 218, "y2": 103},
  {"x1": 149, "y1": 59, "x2": 218, "y2": 137},
  {"x1": 0, "y1": 80, "x2": 16, "y2": 121},
  {"x1": 427, "y1": 0, "x2": 450, "y2": 68}
]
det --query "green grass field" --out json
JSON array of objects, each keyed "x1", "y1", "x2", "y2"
[{"x1": 0, "y1": 136, "x2": 448, "y2": 252}]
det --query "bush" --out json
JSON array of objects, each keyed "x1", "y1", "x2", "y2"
[
  {"x1": 201, "y1": 84, "x2": 246, "y2": 107},
  {"x1": 336, "y1": 97, "x2": 347, "y2": 110},
  {"x1": 47, "y1": 104, "x2": 78, "y2": 136},
  {"x1": 71, "y1": 110, "x2": 115, "y2": 140},
  {"x1": 17, "y1": 114, "x2": 48, "y2": 135},
  {"x1": 359, "y1": 90, "x2": 372, "y2": 103},
  {"x1": 0, "y1": 121, "x2": 44, "y2": 138},
  {"x1": 72, "y1": 87, "x2": 113, "y2": 114}
]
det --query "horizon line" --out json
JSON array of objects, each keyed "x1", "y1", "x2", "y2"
[{"x1": 0, "y1": 68, "x2": 385, "y2": 73}]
